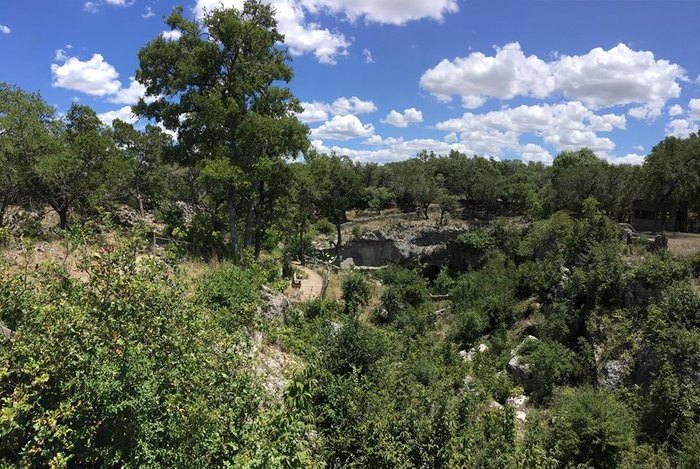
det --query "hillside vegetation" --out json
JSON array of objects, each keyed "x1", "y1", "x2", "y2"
[{"x1": 2, "y1": 1, "x2": 700, "y2": 467}]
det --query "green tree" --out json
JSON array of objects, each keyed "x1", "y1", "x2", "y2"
[
  {"x1": 0, "y1": 83, "x2": 58, "y2": 227},
  {"x1": 32, "y1": 103, "x2": 119, "y2": 229},
  {"x1": 134, "y1": 2, "x2": 308, "y2": 257},
  {"x1": 112, "y1": 119, "x2": 173, "y2": 215},
  {"x1": 307, "y1": 152, "x2": 361, "y2": 254}
]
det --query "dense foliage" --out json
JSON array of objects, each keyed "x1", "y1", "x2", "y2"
[{"x1": 1, "y1": 1, "x2": 700, "y2": 467}]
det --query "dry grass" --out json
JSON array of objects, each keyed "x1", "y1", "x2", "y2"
[{"x1": 665, "y1": 232, "x2": 700, "y2": 257}]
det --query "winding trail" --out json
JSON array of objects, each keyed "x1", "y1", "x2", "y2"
[{"x1": 286, "y1": 262, "x2": 324, "y2": 302}]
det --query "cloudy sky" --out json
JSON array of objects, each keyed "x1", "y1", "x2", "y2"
[{"x1": 1, "y1": 0, "x2": 699, "y2": 165}]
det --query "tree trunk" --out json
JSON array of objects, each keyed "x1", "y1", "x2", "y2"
[
  {"x1": 227, "y1": 195, "x2": 238, "y2": 258},
  {"x1": 244, "y1": 201, "x2": 254, "y2": 248},
  {"x1": 58, "y1": 207, "x2": 69, "y2": 230},
  {"x1": 299, "y1": 216, "x2": 306, "y2": 266},
  {"x1": 254, "y1": 181, "x2": 265, "y2": 259},
  {"x1": 335, "y1": 223, "x2": 342, "y2": 255},
  {"x1": 136, "y1": 192, "x2": 144, "y2": 217}
]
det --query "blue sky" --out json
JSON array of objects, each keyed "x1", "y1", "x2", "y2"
[{"x1": 1, "y1": 0, "x2": 699, "y2": 165}]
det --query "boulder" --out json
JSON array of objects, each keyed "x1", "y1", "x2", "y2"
[
  {"x1": 507, "y1": 336, "x2": 539, "y2": 392},
  {"x1": 259, "y1": 285, "x2": 290, "y2": 321},
  {"x1": 599, "y1": 359, "x2": 625, "y2": 390},
  {"x1": 507, "y1": 394, "x2": 529, "y2": 422}
]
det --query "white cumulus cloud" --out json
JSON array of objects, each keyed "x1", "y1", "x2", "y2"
[
  {"x1": 97, "y1": 106, "x2": 137, "y2": 126},
  {"x1": 298, "y1": 96, "x2": 377, "y2": 123},
  {"x1": 310, "y1": 114, "x2": 374, "y2": 141},
  {"x1": 421, "y1": 42, "x2": 687, "y2": 120},
  {"x1": 195, "y1": 0, "x2": 350, "y2": 64},
  {"x1": 668, "y1": 104, "x2": 684, "y2": 116},
  {"x1": 0, "y1": 24, "x2": 10, "y2": 35},
  {"x1": 195, "y1": 0, "x2": 459, "y2": 64},
  {"x1": 382, "y1": 108, "x2": 423, "y2": 128},
  {"x1": 51, "y1": 52, "x2": 122, "y2": 96},
  {"x1": 52, "y1": 51, "x2": 150, "y2": 105},
  {"x1": 331, "y1": 96, "x2": 377, "y2": 115},
  {"x1": 300, "y1": 0, "x2": 458, "y2": 25},
  {"x1": 298, "y1": 101, "x2": 330, "y2": 123}
]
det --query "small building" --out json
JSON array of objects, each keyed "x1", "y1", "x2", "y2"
[{"x1": 630, "y1": 200, "x2": 688, "y2": 232}]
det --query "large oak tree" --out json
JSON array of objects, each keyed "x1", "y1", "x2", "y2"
[{"x1": 134, "y1": 1, "x2": 308, "y2": 257}]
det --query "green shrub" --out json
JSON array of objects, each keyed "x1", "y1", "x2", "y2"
[
  {"x1": 315, "y1": 219, "x2": 335, "y2": 236},
  {"x1": 550, "y1": 387, "x2": 635, "y2": 468},
  {"x1": 520, "y1": 339, "x2": 577, "y2": 402},
  {"x1": 324, "y1": 318, "x2": 386, "y2": 376},
  {"x1": 341, "y1": 271, "x2": 372, "y2": 314}
]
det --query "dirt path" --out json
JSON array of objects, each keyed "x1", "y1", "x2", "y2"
[{"x1": 285, "y1": 262, "x2": 325, "y2": 302}]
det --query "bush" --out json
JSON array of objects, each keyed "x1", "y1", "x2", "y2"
[
  {"x1": 341, "y1": 271, "x2": 372, "y2": 314},
  {"x1": 0, "y1": 238, "x2": 281, "y2": 467},
  {"x1": 519, "y1": 339, "x2": 577, "y2": 402},
  {"x1": 550, "y1": 387, "x2": 635, "y2": 468},
  {"x1": 315, "y1": 219, "x2": 335, "y2": 236},
  {"x1": 325, "y1": 318, "x2": 386, "y2": 376}
]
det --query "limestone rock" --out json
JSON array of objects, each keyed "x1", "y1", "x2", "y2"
[
  {"x1": 507, "y1": 336, "x2": 539, "y2": 392},
  {"x1": 259, "y1": 285, "x2": 290, "y2": 321}
]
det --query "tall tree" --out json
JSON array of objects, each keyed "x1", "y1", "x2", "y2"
[
  {"x1": 134, "y1": 2, "x2": 308, "y2": 257},
  {"x1": 32, "y1": 104, "x2": 118, "y2": 229},
  {"x1": 307, "y1": 152, "x2": 361, "y2": 254},
  {"x1": 0, "y1": 83, "x2": 57, "y2": 227},
  {"x1": 112, "y1": 120, "x2": 173, "y2": 216}
]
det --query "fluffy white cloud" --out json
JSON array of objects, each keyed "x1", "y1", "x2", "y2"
[
  {"x1": 382, "y1": 108, "x2": 423, "y2": 128},
  {"x1": 52, "y1": 51, "x2": 150, "y2": 105},
  {"x1": 435, "y1": 101, "x2": 626, "y2": 159},
  {"x1": 436, "y1": 102, "x2": 624, "y2": 144},
  {"x1": 606, "y1": 153, "x2": 645, "y2": 165},
  {"x1": 665, "y1": 99, "x2": 700, "y2": 137},
  {"x1": 331, "y1": 96, "x2": 377, "y2": 115},
  {"x1": 310, "y1": 114, "x2": 374, "y2": 140},
  {"x1": 298, "y1": 96, "x2": 376, "y2": 123},
  {"x1": 195, "y1": 0, "x2": 350, "y2": 64},
  {"x1": 0, "y1": 24, "x2": 10, "y2": 34},
  {"x1": 311, "y1": 137, "x2": 471, "y2": 164},
  {"x1": 300, "y1": 0, "x2": 458, "y2": 25},
  {"x1": 51, "y1": 52, "x2": 121, "y2": 96},
  {"x1": 690, "y1": 99, "x2": 700, "y2": 120},
  {"x1": 668, "y1": 104, "x2": 684, "y2": 116},
  {"x1": 105, "y1": 0, "x2": 133, "y2": 5},
  {"x1": 298, "y1": 101, "x2": 330, "y2": 123},
  {"x1": 444, "y1": 132, "x2": 458, "y2": 143},
  {"x1": 97, "y1": 106, "x2": 137, "y2": 125},
  {"x1": 666, "y1": 119, "x2": 694, "y2": 137},
  {"x1": 142, "y1": 6, "x2": 154, "y2": 18},
  {"x1": 421, "y1": 43, "x2": 687, "y2": 119},
  {"x1": 363, "y1": 48, "x2": 374, "y2": 64},
  {"x1": 420, "y1": 43, "x2": 553, "y2": 107},
  {"x1": 108, "y1": 78, "x2": 148, "y2": 105},
  {"x1": 196, "y1": 0, "x2": 458, "y2": 63},
  {"x1": 161, "y1": 30, "x2": 182, "y2": 41},
  {"x1": 520, "y1": 143, "x2": 553, "y2": 165}
]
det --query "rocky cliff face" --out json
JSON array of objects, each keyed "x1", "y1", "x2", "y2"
[{"x1": 340, "y1": 222, "x2": 469, "y2": 268}]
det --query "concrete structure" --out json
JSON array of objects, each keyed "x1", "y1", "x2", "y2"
[{"x1": 630, "y1": 200, "x2": 689, "y2": 232}]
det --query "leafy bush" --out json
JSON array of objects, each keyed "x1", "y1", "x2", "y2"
[
  {"x1": 0, "y1": 238, "x2": 293, "y2": 467},
  {"x1": 315, "y1": 219, "x2": 335, "y2": 236},
  {"x1": 341, "y1": 271, "x2": 372, "y2": 314},
  {"x1": 324, "y1": 318, "x2": 386, "y2": 376},
  {"x1": 550, "y1": 387, "x2": 635, "y2": 468},
  {"x1": 519, "y1": 339, "x2": 577, "y2": 402}
]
